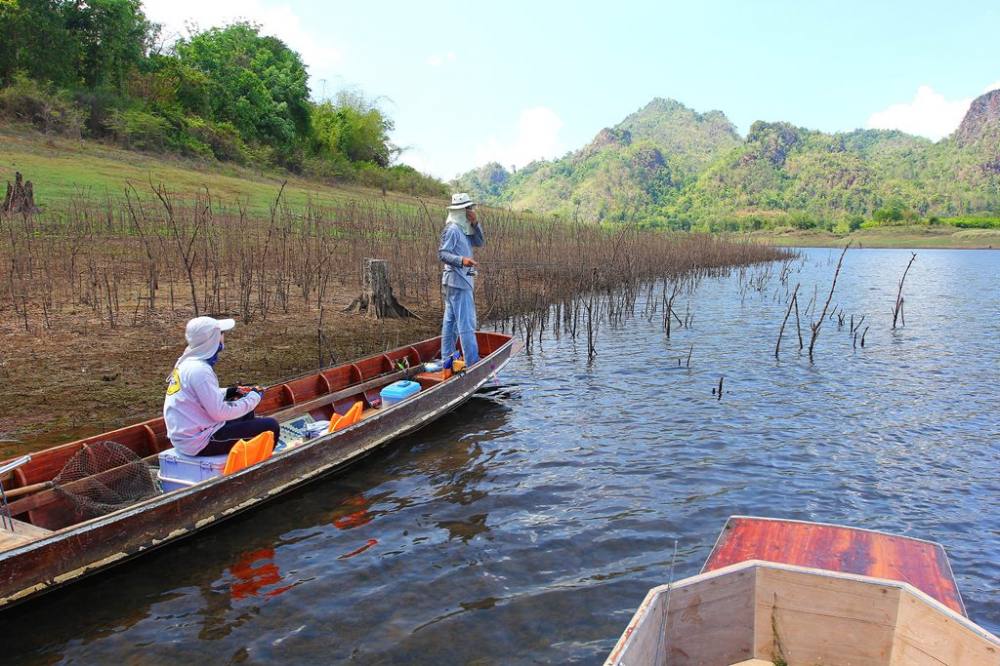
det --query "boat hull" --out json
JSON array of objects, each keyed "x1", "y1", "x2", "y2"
[{"x1": 0, "y1": 333, "x2": 515, "y2": 610}]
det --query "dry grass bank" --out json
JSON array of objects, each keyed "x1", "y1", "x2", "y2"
[{"x1": 1, "y1": 185, "x2": 788, "y2": 453}]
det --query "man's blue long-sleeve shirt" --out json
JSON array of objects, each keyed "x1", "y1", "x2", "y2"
[{"x1": 439, "y1": 222, "x2": 484, "y2": 290}]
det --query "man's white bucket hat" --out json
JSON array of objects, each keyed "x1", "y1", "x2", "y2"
[
  {"x1": 186, "y1": 316, "x2": 235, "y2": 346},
  {"x1": 447, "y1": 192, "x2": 475, "y2": 209},
  {"x1": 172, "y1": 316, "x2": 236, "y2": 368}
]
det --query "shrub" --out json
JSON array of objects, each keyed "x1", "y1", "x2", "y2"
[
  {"x1": 105, "y1": 109, "x2": 170, "y2": 152},
  {"x1": 186, "y1": 117, "x2": 247, "y2": 162},
  {"x1": 73, "y1": 88, "x2": 126, "y2": 138},
  {"x1": 790, "y1": 212, "x2": 816, "y2": 229},
  {"x1": 873, "y1": 207, "x2": 904, "y2": 224},
  {"x1": 0, "y1": 73, "x2": 87, "y2": 136},
  {"x1": 946, "y1": 216, "x2": 1000, "y2": 229}
]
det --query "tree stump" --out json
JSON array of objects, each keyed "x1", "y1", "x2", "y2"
[
  {"x1": 2, "y1": 172, "x2": 40, "y2": 214},
  {"x1": 344, "y1": 258, "x2": 417, "y2": 319}
]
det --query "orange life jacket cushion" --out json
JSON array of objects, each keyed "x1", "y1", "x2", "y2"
[
  {"x1": 223, "y1": 430, "x2": 275, "y2": 475},
  {"x1": 333, "y1": 401, "x2": 364, "y2": 431}
]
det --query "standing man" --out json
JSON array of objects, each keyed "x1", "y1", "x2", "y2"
[{"x1": 439, "y1": 192, "x2": 484, "y2": 364}]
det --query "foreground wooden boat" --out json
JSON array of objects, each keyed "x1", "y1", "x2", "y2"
[
  {"x1": 607, "y1": 516, "x2": 1000, "y2": 666},
  {"x1": 0, "y1": 331, "x2": 516, "y2": 611}
]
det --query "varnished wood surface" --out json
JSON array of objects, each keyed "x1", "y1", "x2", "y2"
[
  {"x1": 0, "y1": 519, "x2": 53, "y2": 550},
  {"x1": 703, "y1": 516, "x2": 966, "y2": 616}
]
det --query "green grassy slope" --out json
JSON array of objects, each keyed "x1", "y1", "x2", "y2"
[{"x1": 0, "y1": 124, "x2": 443, "y2": 213}]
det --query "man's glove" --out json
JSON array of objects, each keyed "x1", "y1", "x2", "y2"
[{"x1": 226, "y1": 385, "x2": 263, "y2": 400}]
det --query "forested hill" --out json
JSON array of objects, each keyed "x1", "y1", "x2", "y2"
[
  {"x1": 455, "y1": 98, "x2": 742, "y2": 222},
  {"x1": 0, "y1": 1, "x2": 445, "y2": 197},
  {"x1": 454, "y1": 92, "x2": 1000, "y2": 230}
]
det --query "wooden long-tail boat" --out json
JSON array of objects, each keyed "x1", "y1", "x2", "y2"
[
  {"x1": 0, "y1": 331, "x2": 516, "y2": 611},
  {"x1": 607, "y1": 516, "x2": 1000, "y2": 665}
]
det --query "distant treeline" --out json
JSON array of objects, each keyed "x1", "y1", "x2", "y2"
[{"x1": 0, "y1": 1, "x2": 444, "y2": 196}]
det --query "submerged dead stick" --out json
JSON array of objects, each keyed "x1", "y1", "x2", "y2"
[
  {"x1": 808, "y1": 242, "x2": 851, "y2": 362},
  {"x1": 775, "y1": 283, "x2": 800, "y2": 359},
  {"x1": 892, "y1": 252, "x2": 917, "y2": 329},
  {"x1": 793, "y1": 293, "x2": 803, "y2": 350}
]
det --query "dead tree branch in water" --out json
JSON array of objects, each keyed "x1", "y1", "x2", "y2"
[
  {"x1": 808, "y1": 243, "x2": 850, "y2": 362},
  {"x1": 775, "y1": 283, "x2": 800, "y2": 359},
  {"x1": 793, "y1": 294, "x2": 803, "y2": 350},
  {"x1": 892, "y1": 252, "x2": 917, "y2": 329}
]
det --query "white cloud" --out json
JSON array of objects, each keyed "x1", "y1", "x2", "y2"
[
  {"x1": 984, "y1": 81, "x2": 1000, "y2": 94},
  {"x1": 426, "y1": 52, "x2": 457, "y2": 67},
  {"x1": 143, "y1": 0, "x2": 341, "y2": 85},
  {"x1": 399, "y1": 148, "x2": 434, "y2": 175},
  {"x1": 474, "y1": 107, "x2": 564, "y2": 171},
  {"x1": 865, "y1": 85, "x2": 972, "y2": 140}
]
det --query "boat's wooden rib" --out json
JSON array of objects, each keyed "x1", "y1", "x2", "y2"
[
  {"x1": 0, "y1": 331, "x2": 515, "y2": 611},
  {"x1": 704, "y1": 515, "x2": 966, "y2": 616}
]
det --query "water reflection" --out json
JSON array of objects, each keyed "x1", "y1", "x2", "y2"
[
  {"x1": 229, "y1": 548, "x2": 294, "y2": 601},
  {"x1": 331, "y1": 494, "x2": 374, "y2": 530}
]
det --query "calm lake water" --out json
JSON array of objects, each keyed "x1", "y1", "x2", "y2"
[{"x1": 5, "y1": 248, "x2": 999, "y2": 664}]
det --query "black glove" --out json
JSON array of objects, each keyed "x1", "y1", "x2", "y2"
[{"x1": 225, "y1": 385, "x2": 241, "y2": 401}]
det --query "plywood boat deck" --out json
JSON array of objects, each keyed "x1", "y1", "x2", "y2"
[
  {"x1": 0, "y1": 519, "x2": 52, "y2": 550},
  {"x1": 703, "y1": 516, "x2": 965, "y2": 616}
]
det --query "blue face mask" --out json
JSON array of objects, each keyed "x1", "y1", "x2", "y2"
[{"x1": 206, "y1": 342, "x2": 224, "y2": 367}]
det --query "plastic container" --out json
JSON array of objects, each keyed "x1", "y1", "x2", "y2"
[
  {"x1": 157, "y1": 471, "x2": 194, "y2": 493},
  {"x1": 304, "y1": 421, "x2": 331, "y2": 438},
  {"x1": 380, "y1": 380, "x2": 420, "y2": 407},
  {"x1": 158, "y1": 447, "x2": 228, "y2": 484}
]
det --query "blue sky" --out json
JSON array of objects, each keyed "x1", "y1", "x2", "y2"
[{"x1": 144, "y1": 0, "x2": 1000, "y2": 179}]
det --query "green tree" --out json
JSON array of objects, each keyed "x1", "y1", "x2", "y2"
[
  {"x1": 0, "y1": 0, "x2": 79, "y2": 87},
  {"x1": 0, "y1": 0, "x2": 154, "y2": 91},
  {"x1": 311, "y1": 91, "x2": 397, "y2": 167},
  {"x1": 175, "y1": 22, "x2": 310, "y2": 153},
  {"x1": 65, "y1": 0, "x2": 156, "y2": 92}
]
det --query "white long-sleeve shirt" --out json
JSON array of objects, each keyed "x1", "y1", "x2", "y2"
[{"x1": 163, "y1": 358, "x2": 261, "y2": 455}]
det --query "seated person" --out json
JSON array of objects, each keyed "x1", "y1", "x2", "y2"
[{"x1": 164, "y1": 316, "x2": 279, "y2": 457}]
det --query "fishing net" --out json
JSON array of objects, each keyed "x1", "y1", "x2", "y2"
[{"x1": 53, "y1": 441, "x2": 159, "y2": 519}]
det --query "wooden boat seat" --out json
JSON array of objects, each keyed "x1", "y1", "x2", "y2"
[{"x1": 1, "y1": 518, "x2": 54, "y2": 552}]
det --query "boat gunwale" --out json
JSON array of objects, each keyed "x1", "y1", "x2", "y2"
[
  {"x1": 0, "y1": 334, "x2": 514, "y2": 557},
  {"x1": 606, "y1": 559, "x2": 1000, "y2": 665}
]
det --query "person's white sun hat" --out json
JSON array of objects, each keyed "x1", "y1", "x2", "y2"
[
  {"x1": 447, "y1": 192, "x2": 475, "y2": 209},
  {"x1": 174, "y1": 316, "x2": 236, "y2": 367}
]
